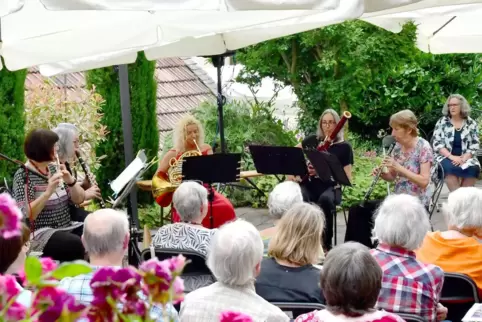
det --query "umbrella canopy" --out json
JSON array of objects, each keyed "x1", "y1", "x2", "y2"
[
  {"x1": 363, "y1": 1, "x2": 482, "y2": 53},
  {"x1": 0, "y1": 0, "x2": 23, "y2": 17}
]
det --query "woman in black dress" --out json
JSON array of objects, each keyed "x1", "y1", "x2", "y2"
[
  {"x1": 12, "y1": 129, "x2": 86, "y2": 262},
  {"x1": 289, "y1": 109, "x2": 354, "y2": 251}
]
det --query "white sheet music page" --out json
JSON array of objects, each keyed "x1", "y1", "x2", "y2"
[
  {"x1": 463, "y1": 303, "x2": 482, "y2": 321},
  {"x1": 110, "y1": 151, "x2": 147, "y2": 195}
]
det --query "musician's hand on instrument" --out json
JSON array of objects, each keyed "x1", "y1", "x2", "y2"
[
  {"x1": 382, "y1": 157, "x2": 401, "y2": 172},
  {"x1": 46, "y1": 172, "x2": 63, "y2": 194},
  {"x1": 371, "y1": 167, "x2": 381, "y2": 177},
  {"x1": 85, "y1": 185, "x2": 102, "y2": 201},
  {"x1": 59, "y1": 164, "x2": 75, "y2": 184}
]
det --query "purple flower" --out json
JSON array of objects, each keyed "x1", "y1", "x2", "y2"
[
  {"x1": 5, "y1": 301, "x2": 27, "y2": 320},
  {"x1": 122, "y1": 299, "x2": 148, "y2": 317},
  {"x1": 0, "y1": 275, "x2": 21, "y2": 301},
  {"x1": 220, "y1": 311, "x2": 254, "y2": 322},
  {"x1": 33, "y1": 286, "x2": 86, "y2": 322},
  {"x1": 139, "y1": 258, "x2": 173, "y2": 304},
  {"x1": 0, "y1": 193, "x2": 23, "y2": 239},
  {"x1": 172, "y1": 276, "x2": 184, "y2": 304},
  {"x1": 167, "y1": 255, "x2": 187, "y2": 276}
]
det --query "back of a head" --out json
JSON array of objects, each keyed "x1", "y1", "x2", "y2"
[
  {"x1": 207, "y1": 220, "x2": 263, "y2": 286},
  {"x1": 444, "y1": 187, "x2": 482, "y2": 230},
  {"x1": 83, "y1": 209, "x2": 129, "y2": 256},
  {"x1": 267, "y1": 181, "x2": 303, "y2": 220},
  {"x1": 172, "y1": 181, "x2": 208, "y2": 222},
  {"x1": 0, "y1": 224, "x2": 30, "y2": 274},
  {"x1": 321, "y1": 242, "x2": 382, "y2": 317},
  {"x1": 374, "y1": 194, "x2": 430, "y2": 251},
  {"x1": 268, "y1": 202, "x2": 324, "y2": 265}
]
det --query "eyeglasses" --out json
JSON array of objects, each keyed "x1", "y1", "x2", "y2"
[
  {"x1": 448, "y1": 103, "x2": 460, "y2": 107},
  {"x1": 322, "y1": 121, "x2": 336, "y2": 126}
]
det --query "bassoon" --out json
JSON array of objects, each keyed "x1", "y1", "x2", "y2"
[{"x1": 75, "y1": 151, "x2": 106, "y2": 208}]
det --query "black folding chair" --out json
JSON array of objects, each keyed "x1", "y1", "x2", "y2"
[
  {"x1": 271, "y1": 302, "x2": 325, "y2": 319},
  {"x1": 141, "y1": 247, "x2": 213, "y2": 276},
  {"x1": 395, "y1": 312, "x2": 425, "y2": 322},
  {"x1": 440, "y1": 272, "x2": 480, "y2": 322},
  {"x1": 429, "y1": 161, "x2": 445, "y2": 220}
]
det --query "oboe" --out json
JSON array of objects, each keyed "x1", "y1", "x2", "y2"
[{"x1": 75, "y1": 151, "x2": 106, "y2": 208}]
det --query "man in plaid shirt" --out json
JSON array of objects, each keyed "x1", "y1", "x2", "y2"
[
  {"x1": 370, "y1": 194, "x2": 447, "y2": 322},
  {"x1": 59, "y1": 209, "x2": 179, "y2": 322}
]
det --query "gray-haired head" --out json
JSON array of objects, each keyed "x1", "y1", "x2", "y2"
[
  {"x1": 442, "y1": 94, "x2": 471, "y2": 118},
  {"x1": 316, "y1": 109, "x2": 344, "y2": 142},
  {"x1": 373, "y1": 194, "x2": 431, "y2": 251},
  {"x1": 321, "y1": 242, "x2": 382, "y2": 317},
  {"x1": 444, "y1": 187, "x2": 482, "y2": 231},
  {"x1": 267, "y1": 181, "x2": 303, "y2": 220},
  {"x1": 207, "y1": 219, "x2": 263, "y2": 287},
  {"x1": 52, "y1": 123, "x2": 79, "y2": 161},
  {"x1": 173, "y1": 181, "x2": 208, "y2": 222},
  {"x1": 82, "y1": 209, "x2": 129, "y2": 257}
]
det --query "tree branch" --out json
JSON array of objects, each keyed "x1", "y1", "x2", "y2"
[{"x1": 291, "y1": 39, "x2": 298, "y2": 75}]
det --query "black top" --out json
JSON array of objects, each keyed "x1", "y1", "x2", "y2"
[
  {"x1": 302, "y1": 135, "x2": 354, "y2": 167},
  {"x1": 255, "y1": 257, "x2": 325, "y2": 304}
]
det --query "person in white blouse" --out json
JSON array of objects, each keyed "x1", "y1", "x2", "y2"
[{"x1": 180, "y1": 220, "x2": 289, "y2": 322}]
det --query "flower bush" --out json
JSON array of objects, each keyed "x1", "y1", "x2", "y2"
[
  {"x1": 0, "y1": 193, "x2": 254, "y2": 321},
  {"x1": 25, "y1": 82, "x2": 108, "y2": 172}
]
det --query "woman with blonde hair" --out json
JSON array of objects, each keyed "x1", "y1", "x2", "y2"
[
  {"x1": 255, "y1": 202, "x2": 325, "y2": 305},
  {"x1": 154, "y1": 115, "x2": 236, "y2": 228},
  {"x1": 374, "y1": 109, "x2": 434, "y2": 207}
]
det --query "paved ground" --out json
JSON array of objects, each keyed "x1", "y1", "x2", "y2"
[{"x1": 237, "y1": 181, "x2": 482, "y2": 244}]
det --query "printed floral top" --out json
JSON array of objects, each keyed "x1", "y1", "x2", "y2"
[
  {"x1": 432, "y1": 116, "x2": 480, "y2": 168},
  {"x1": 294, "y1": 309, "x2": 404, "y2": 322},
  {"x1": 391, "y1": 137, "x2": 433, "y2": 207}
]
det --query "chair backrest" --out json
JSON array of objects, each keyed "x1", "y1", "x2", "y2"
[
  {"x1": 395, "y1": 312, "x2": 425, "y2": 322},
  {"x1": 271, "y1": 302, "x2": 325, "y2": 319},
  {"x1": 140, "y1": 247, "x2": 213, "y2": 276},
  {"x1": 440, "y1": 272, "x2": 480, "y2": 322}
]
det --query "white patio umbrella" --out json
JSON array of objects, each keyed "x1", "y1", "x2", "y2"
[
  {"x1": 0, "y1": 0, "x2": 24, "y2": 17},
  {"x1": 363, "y1": 2, "x2": 482, "y2": 53}
]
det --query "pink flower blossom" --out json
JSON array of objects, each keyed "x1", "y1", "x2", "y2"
[
  {"x1": 167, "y1": 255, "x2": 187, "y2": 276},
  {"x1": 220, "y1": 311, "x2": 254, "y2": 322},
  {"x1": 172, "y1": 276, "x2": 184, "y2": 304},
  {"x1": 18, "y1": 257, "x2": 58, "y2": 284},
  {"x1": 0, "y1": 193, "x2": 23, "y2": 239},
  {"x1": 139, "y1": 259, "x2": 173, "y2": 305},
  {"x1": 33, "y1": 286, "x2": 86, "y2": 322},
  {"x1": 5, "y1": 301, "x2": 27, "y2": 320},
  {"x1": 0, "y1": 274, "x2": 21, "y2": 301}
]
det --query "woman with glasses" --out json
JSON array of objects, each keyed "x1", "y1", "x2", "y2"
[
  {"x1": 432, "y1": 94, "x2": 480, "y2": 191},
  {"x1": 289, "y1": 109, "x2": 354, "y2": 251}
]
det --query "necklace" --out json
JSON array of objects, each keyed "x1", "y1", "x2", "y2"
[{"x1": 28, "y1": 161, "x2": 49, "y2": 177}]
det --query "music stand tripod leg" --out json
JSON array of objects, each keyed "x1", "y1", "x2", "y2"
[{"x1": 244, "y1": 177, "x2": 265, "y2": 196}]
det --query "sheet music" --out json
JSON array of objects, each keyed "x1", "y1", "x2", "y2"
[
  {"x1": 463, "y1": 303, "x2": 482, "y2": 321},
  {"x1": 461, "y1": 161, "x2": 470, "y2": 170},
  {"x1": 110, "y1": 151, "x2": 147, "y2": 195}
]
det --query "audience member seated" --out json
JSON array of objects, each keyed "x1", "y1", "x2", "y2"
[
  {"x1": 180, "y1": 220, "x2": 289, "y2": 322},
  {"x1": 151, "y1": 181, "x2": 216, "y2": 292},
  {"x1": 371, "y1": 194, "x2": 446, "y2": 322},
  {"x1": 256, "y1": 202, "x2": 325, "y2": 304},
  {"x1": 259, "y1": 181, "x2": 303, "y2": 256},
  {"x1": 0, "y1": 223, "x2": 32, "y2": 307},
  {"x1": 417, "y1": 187, "x2": 482, "y2": 296},
  {"x1": 295, "y1": 242, "x2": 404, "y2": 322},
  {"x1": 59, "y1": 209, "x2": 178, "y2": 321}
]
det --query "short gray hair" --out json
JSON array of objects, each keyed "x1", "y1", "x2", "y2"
[
  {"x1": 321, "y1": 242, "x2": 382, "y2": 317},
  {"x1": 207, "y1": 219, "x2": 263, "y2": 287},
  {"x1": 172, "y1": 181, "x2": 208, "y2": 222},
  {"x1": 444, "y1": 187, "x2": 482, "y2": 230},
  {"x1": 52, "y1": 123, "x2": 78, "y2": 160},
  {"x1": 316, "y1": 109, "x2": 344, "y2": 142},
  {"x1": 267, "y1": 181, "x2": 303, "y2": 220},
  {"x1": 373, "y1": 194, "x2": 431, "y2": 251},
  {"x1": 83, "y1": 209, "x2": 129, "y2": 256},
  {"x1": 442, "y1": 94, "x2": 471, "y2": 118}
]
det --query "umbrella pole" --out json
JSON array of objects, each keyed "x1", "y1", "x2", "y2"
[
  {"x1": 117, "y1": 64, "x2": 141, "y2": 265},
  {"x1": 216, "y1": 58, "x2": 226, "y2": 153}
]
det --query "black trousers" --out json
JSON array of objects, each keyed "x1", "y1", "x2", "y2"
[{"x1": 300, "y1": 179, "x2": 339, "y2": 250}]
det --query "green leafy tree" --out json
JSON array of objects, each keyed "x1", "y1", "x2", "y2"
[
  {"x1": 87, "y1": 53, "x2": 159, "y2": 204},
  {"x1": 236, "y1": 21, "x2": 482, "y2": 142},
  {"x1": 0, "y1": 67, "x2": 27, "y2": 185}
]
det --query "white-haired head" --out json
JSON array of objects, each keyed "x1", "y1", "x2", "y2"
[
  {"x1": 267, "y1": 181, "x2": 303, "y2": 221},
  {"x1": 173, "y1": 181, "x2": 208, "y2": 223},
  {"x1": 373, "y1": 194, "x2": 431, "y2": 251},
  {"x1": 52, "y1": 123, "x2": 79, "y2": 161},
  {"x1": 82, "y1": 209, "x2": 129, "y2": 257},
  {"x1": 207, "y1": 219, "x2": 263, "y2": 287},
  {"x1": 444, "y1": 187, "x2": 482, "y2": 232}
]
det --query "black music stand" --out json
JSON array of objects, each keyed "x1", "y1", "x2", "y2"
[
  {"x1": 305, "y1": 150, "x2": 351, "y2": 187},
  {"x1": 249, "y1": 146, "x2": 308, "y2": 181},
  {"x1": 183, "y1": 153, "x2": 241, "y2": 228}
]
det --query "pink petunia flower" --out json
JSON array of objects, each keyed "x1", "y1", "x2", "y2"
[
  {"x1": 0, "y1": 193, "x2": 23, "y2": 239},
  {"x1": 139, "y1": 259, "x2": 173, "y2": 305},
  {"x1": 220, "y1": 311, "x2": 254, "y2": 322},
  {"x1": 33, "y1": 286, "x2": 86, "y2": 322}
]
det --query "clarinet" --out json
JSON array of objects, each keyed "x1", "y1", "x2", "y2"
[{"x1": 75, "y1": 151, "x2": 106, "y2": 208}]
